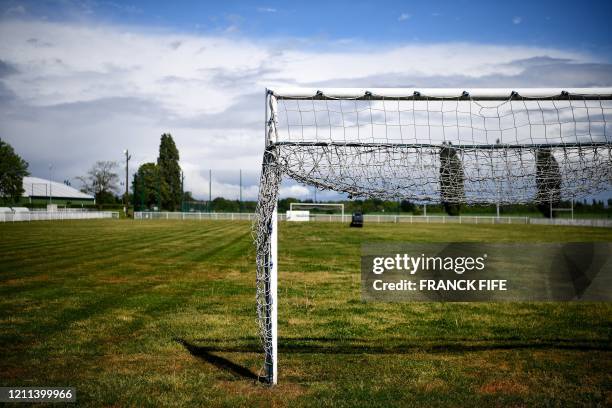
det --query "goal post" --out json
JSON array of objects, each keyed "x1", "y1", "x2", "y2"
[{"x1": 254, "y1": 87, "x2": 612, "y2": 385}]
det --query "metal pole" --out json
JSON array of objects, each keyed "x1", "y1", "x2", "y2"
[
  {"x1": 141, "y1": 174, "x2": 145, "y2": 211},
  {"x1": 157, "y1": 171, "x2": 161, "y2": 211},
  {"x1": 209, "y1": 169, "x2": 212, "y2": 212},
  {"x1": 549, "y1": 193, "x2": 553, "y2": 219},
  {"x1": 181, "y1": 171, "x2": 184, "y2": 212},
  {"x1": 263, "y1": 89, "x2": 278, "y2": 385},
  {"x1": 48, "y1": 164, "x2": 53, "y2": 204},
  {"x1": 124, "y1": 150, "x2": 131, "y2": 216},
  {"x1": 239, "y1": 169, "x2": 242, "y2": 213},
  {"x1": 571, "y1": 198, "x2": 574, "y2": 220},
  {"x1": 269, "y1": 204, "x2": 278, "y2": 383}
]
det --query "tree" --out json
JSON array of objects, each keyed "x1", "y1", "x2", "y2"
[
  {"x1": 132, "y1": 162, "x2": 161, "y2": 210},
  {"x1": 183, "y1": 190, "x2": 194, "y2": 203},
  {"x1": 439, "y1": 143, "x2": 464, "y2": 216},
  {"x1": 535, "y1": 148, "x2": 561, "y2": 218},
  {"x1": 0, "y1": 138, "x2": 29, "y2": 204},
  {"x1": 77, "y1": 161, "x2": 120, "y2": 204},
  {"x1": 210, "y1": 197, "x2": 240, "y2": 212},
  {"x1": 400, "y1": 200, "x2": 415, "y2": 213},
  {"x1": 278, "y1": 197, "x2": 300, "y2": 212},
  {"x1": 157, "y1": 133, "x2": 181, "y2": 211}
]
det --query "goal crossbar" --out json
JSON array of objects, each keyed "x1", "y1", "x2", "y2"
[
  {"x1": 270, "y1": 87, "x2": 612, "y2": 100},
  {"x1": 273, "y1": 141, "x2": 611, "y2": 149}
]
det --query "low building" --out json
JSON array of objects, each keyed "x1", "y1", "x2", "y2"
[{"x1": 20, "y1": 177, "x2": 95, "y2": 206}]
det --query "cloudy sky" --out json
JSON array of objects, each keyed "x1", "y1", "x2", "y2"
[{"x1": 1, "y1": 0, "x2": 611, "y2": 201}]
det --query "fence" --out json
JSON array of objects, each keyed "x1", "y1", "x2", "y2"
[
  {"x1": 528, "y1": 218, "x2": 612, "y2": 228},
  {"x1": 135, "y1": 212, "x2": 255, "y2": 221},
  {"x1": 134, "y1": 212, "x2": 611, "y2": 228},
  {"x1": 0, "y1": 211, "x2": 120, "y2": 222}
]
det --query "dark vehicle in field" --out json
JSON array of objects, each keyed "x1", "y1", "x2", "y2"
[{"x1": 350, "y1": 212, "x2": 364, "y2": 227}]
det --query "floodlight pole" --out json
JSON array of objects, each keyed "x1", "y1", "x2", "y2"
[
  {"x1": 181, "y1": 171, "x2": 185, "y2": 212},
  {"x1": 157, "y1": 173, "x2": 161, "y2": 211},
  {"x1": 209, "y1": 169, "x2": 212, "y2": 212},
  {"x1": 48, "y1": 164, "x2": 53, "y2": 204},
  {"x1": 140, "y1": 175, "x2": 145, "y2": 211},
  {"x1": 124, "y1": 150, "x2": 131, "y2": 216}
]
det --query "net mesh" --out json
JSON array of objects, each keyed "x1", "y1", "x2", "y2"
[
  {"x1": 253, "y1": 89, "x2": 612, "y2": 382},
  {"x1": 273, "y1": 94, "x2": 611, "y2": 203},
  {"x1": 253, "y1": 148, "x2": 281, "y2": 382}
]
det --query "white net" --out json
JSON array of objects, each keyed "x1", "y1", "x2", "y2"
[
  {"x1": 253, "y1": 148, "x2": 281, "y2": 383},
  {"x1": 253, "y1": 88, "x2": 612, "y2": 383},
  {"x1": 272, "y1": 90, "x2": 611, "y2": 203}
]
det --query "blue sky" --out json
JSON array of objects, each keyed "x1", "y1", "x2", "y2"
[
  {"x1": 0, "y1": 0, "x2": 611, "y2": 201},
  {"x1": 5, "y1": 0, "x2": 612, "y2": 52}
]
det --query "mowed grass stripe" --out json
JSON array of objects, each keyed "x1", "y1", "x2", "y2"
[
  {"x1": 0, "y1": 223, "x2": 253, "y2": 344},
  {"x1": 0, "y1": 219, "x2": 610, "y2": 407},
  {"x1": 0, "y1": 219, "x2": 229, "y2": 255},
  {"x1": 0, "y1": 222, "x2": 235, "y2": 280}
]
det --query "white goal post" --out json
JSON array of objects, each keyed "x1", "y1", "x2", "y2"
[{"x1": 254, "y1": 87, "x2": 612, "y2": 385}]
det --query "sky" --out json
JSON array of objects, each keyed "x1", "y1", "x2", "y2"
[{"x1": 0, "y1": 0, "x2": 611, "y2": 201}]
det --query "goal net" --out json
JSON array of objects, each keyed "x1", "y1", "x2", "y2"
[
  {"x1": 289, "y1": 202, "x2": 345, "y2": 219},
  {"x1": 254, "y1": 88, "x2": 612, "y2": 384}
]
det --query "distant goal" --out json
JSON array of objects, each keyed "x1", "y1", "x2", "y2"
[
  {"x1": 254, "y1": 87, "x2": 612, "y2": 385},
  {"x1": 287, "y1": 202, "x2": 345, "y2": 222}
]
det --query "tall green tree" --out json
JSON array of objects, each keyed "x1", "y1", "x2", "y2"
[
  {"x1": 439, "y1": 143, "x2": 464, "y2": 216},
  {"x1": 157, "y1": 133, "x2": 181, "y2": 211},
  {"x1": 132, "y1": 162, "x2": 162, "y2": 210},
  {"x1": 535, "y1": 148, "x2": 562, "y2": 218},
  {"x1": 0, "y1": 138, "x2": 29, "y2": 204}
]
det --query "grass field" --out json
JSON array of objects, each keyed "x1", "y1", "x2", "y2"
[{"x1": 1, "y1": 220, "x2": 611, "y2": 407}]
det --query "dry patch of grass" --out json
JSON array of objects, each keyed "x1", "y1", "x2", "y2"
[{"x1": 478, "y1": 379, "x2": 529, "y2": 395}]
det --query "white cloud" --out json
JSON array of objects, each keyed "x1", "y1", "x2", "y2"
[
  {"x1": 4, "y1": 5, "x2": 26, "y2": 15},
  {"x1": 280, "y1": 185, "x2": 311, "y2": 199},
  {"x1": 257, "y1": 7, "x2": 277, "y2": 13},
  {"x1": 513, "y1": 16, "x2": 523, "y2": 25},
  {"x1": 398, "y1": 13, "x2": 411, "y2": 22},
  {"x1": 0, "y1": 19, "x2": 609, "y2": 199}
]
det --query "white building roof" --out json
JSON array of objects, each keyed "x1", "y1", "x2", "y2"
[{"x1": 22, "y1": 177, "x2": 94, "y2": 200}]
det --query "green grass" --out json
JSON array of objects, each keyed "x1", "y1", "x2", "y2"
[{"x1": 0, "y1": 220, "x2": 611, "y2": 407}]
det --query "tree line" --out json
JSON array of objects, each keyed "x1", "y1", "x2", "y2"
[
  {"x1": 0, "y1": 136, "x2": 609, "y2": 218},
  {"x1": 0, "y1": 135, "x2": 185, "y2": 212},
  {"x1": 75, "y1": 133, "x2": 184, "y2": 211},
  {"x1": 276, "y1": 197, "x2": 611, "y2": 216}
]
